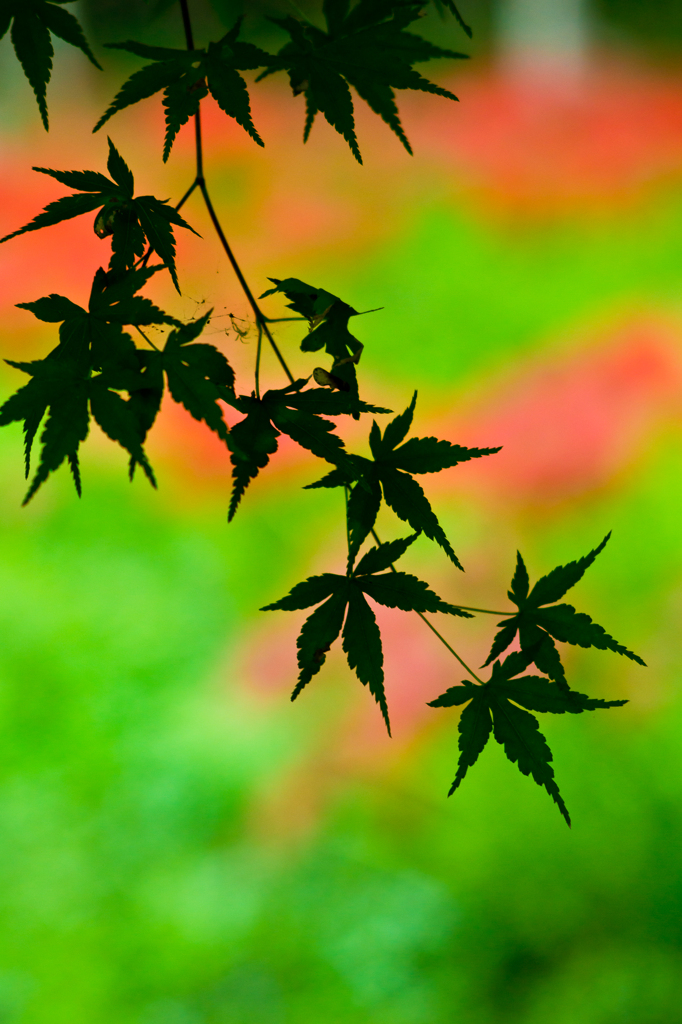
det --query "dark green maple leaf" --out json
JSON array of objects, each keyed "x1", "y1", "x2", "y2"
[
  {"x1": 0, "y1": 139, "x2": 198, "y2": 293},
  {"x1": 435, "y1": 0, "x2": 472, "y2": 38},
  {"x1": 262, "y1": 532, "x2": 468, "y2": 733},
  {"x1": 428, "y1": 650, "x2": 628, "y2": 826},
  {"x1": 1, "y1": 0, "x2": 101, "y2": 131},
  {"x1": 260, "y1": 277, "x2": 367, "y2": 412},
  {"x1": 256, "y1": 0, "x2": 468, "y2": 162},
  {"x1": 306, "y1": 391, "x2": 501, "y2": 568},
  {"x1": 93, "y1": 19, "x2": 270, "y2": 161},
  {"x1": 225, "y1": 378, "x2": 385, "y2": 520},
  {"x1": 0, "y1": 266, "x2": 179, "y2": 500},
  {"x1": 483, "y1": 534, "x2": 646, "y2": 688},
  {"x1": 158, "y1": 312, "x2": 236, "y2": 444}
]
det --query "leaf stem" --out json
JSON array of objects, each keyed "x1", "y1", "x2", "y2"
[
  {"x1": 175, "y1": 179, "x2": 198, "y2": 214},
  {"x1": 453, "y1": 605, "x2": 509, "y2": 616},
  {"x1": 133, "y1": 324, "x2": 160, "y2": 352},
  {"x1": 263, "y1": 316, "x2": 307, "y2": 323},
  {"x1": 344, "y1": 485, "x2": 352, "y2": 564},
  {"x1": 177, "y1": 0, "x2": 296, "y2": 388},
  {"x1": 178, "y1": 0, "x2": 196, "y2": 49},
  {"x1": 413, "y1": 610, "x2": 484, "y2": 684},
  {"x1": 254, "y1": 320, "x2": 263, "y2": 399},
  {"x1": 369, "y1": 528, "x2": 484, "y2": 683}
]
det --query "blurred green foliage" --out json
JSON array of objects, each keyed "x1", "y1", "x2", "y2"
[{"x1": 596, "y1": 0, "x2": 682, "y2": 51}]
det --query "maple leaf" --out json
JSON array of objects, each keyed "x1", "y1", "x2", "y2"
[
  {"x1": 483, "y1": 535, "x2": 646, "y2": 688},
  {"x1": 143, "y1": 313, "x2": 236, "y2": 450},
  {"x1": 0, "y1": 0, "x2": 101, "y2": 130},
  {"x1": 93, "y1": 19, "x2": 270, "y2": 161},
  {"x1": 0, "y1": 266, "x2": 179, "y2": 500},
  {"x1": 436, "y1": 0, "x2": 472, "y2": 38},
  {"x1": 256, "y1": 0, "x2": 468, "y2": 162},
  {"x1": 306, "y1": 392, "x2": 501, "y2": 567},
  {"x1": 260, "y1": 277, "x2": 367, "y2": 412},
  {"x1": 428, "y1": 650, "x2": 628, "y2": 826},
  {"x1": 224, "y1": 378, "x2": 385, "y2": 520},
  {"x1": 0, "y1": 139, "x2": 198, "y2": 293},
  {"x1": 262, "y1": 532, "x2": 467, "y2": 733}
]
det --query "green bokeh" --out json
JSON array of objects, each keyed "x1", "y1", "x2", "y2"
[{"x1": 2, "y1": 166, "x2": 682, "y2": 1021}]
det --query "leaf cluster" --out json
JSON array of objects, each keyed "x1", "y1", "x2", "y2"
[
  {"x1": 259, "y1": 0, "x2": 469, "y2": 162},
  {"x1": 3, "y1": 1, "x2": 471, "y2": 160},
  {"x1": 0, "y1": 264, "x2": 237, "y2": 502},
  {"x1": 428, "y1": 536, "x2": 645, "y2": 825},
  {"x1": 0, "y1": 0, "x2": 646, "y2": 830}
]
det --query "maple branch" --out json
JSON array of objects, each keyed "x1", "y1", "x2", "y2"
[
  {"x1": 369, "y1": 529, "x2": 484, "y2": 683},
  {"x1": 177, "y1": 0, "x2": 296, "y2": 387}
]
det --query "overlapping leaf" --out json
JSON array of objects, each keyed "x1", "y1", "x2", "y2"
[
  {"x1": 306, "y1": 391, "x2": 501, "y2": 567},
  {"x1": 435, "y1": 0, "x2": 472, "y2": 38},
  {"x1": 93, "y1": 19, "x2": 270, "y2": 161},
  {"x1": 260, "y1": 277, "x2": 366, "y2": 411},
  {"x1": 136, "y1": 313, "x2": 236, "y2": 451},
  {"x1": 262, "y1": 532, "x2": 469, "y2": 732},
  {"x1": 257, "y1": 0, "x2": 468, "y2": 162},
  {"x1": 0, "y1": 139, "x2": 197, "y2": 292},
  {"x1": 483, "y1": 535, "x2": 646, "y2": 687},
  {"x1": 428, "y1": 650, "x2": 628, "y2": 826},
  {"x1": 1, "y1": 0, "x2": 101, "y2": 130},
  {"x1": 0, "y1": 265, "x2": 179, "y2": 500},
  {"x1": 224, "y1": 378, "x2": 387, "y2": 520}
]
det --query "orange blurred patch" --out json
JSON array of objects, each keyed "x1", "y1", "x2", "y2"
[{"x1": 441, "y1": 316, "x2": 682, "y2": 504}]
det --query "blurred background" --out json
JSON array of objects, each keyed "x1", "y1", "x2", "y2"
[{"x1": 2, "y1": 0, "x2": 682, "y2": 1020}]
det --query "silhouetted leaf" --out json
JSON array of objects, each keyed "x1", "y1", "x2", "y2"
[
  {"x1": 162, "y1": 313, "x2": 235, "y2": 443},
  {"x1": 429, "y1": 652, "x2": 628, "y2": 826},
  {"x1": 261, "y1": 278, "x2": 365, "y2": 409},
  {"x1": 262, "y1": 533, "x2": 461, "y2": 730},
  {"x1": 436, "y1": 0, "x2": 472, "y2": 37},
  {"x1": 484, "y1": 537, "x2": 646, "y2": 685},
  {"x1": 95, "y1": 19, "x2": 270, "y2": 159},
  {"x1": 0, "y1": 266, "x2": 178, "y2": 497},
  {"x1": 258, "y1": 0, "x2": 468, "y2": 161},
  {"x1": 0, "y1": 140, "x2": 198, "y2": 291},
  {"x1": 1, "y1": 0, "x2": 101, "y2": 130},
  {"x1": 306, "y1": 393, "x2": 500, "y2": 567},
  {"x1": 225, "y1": 379, "x2": 364, "y2": 520}
]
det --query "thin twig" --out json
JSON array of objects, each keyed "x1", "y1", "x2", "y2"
[
  {"x1": 198, "y1": 180, "x2": 295, "y2": 384},
  {"x1": 175, "y1": 179, "x2": 198, "y2": 213},
  {"x1": 369, "y1": 527, "x2": 484, "y2": 683},
  {"x1": 414, "y1": 610, "x2": 484, "y2": 683},
  {"x1": 177, "y1": 0, "x2": 296, "y2": 388},
  {"x1": 133, "y1": 324, "x2": 160, "y2": 351},
  {"x1": 254, "y1": 320, "x2": 263, "y2": 399},
  {"x1": 263, "y1": 316, "x2": 307, "y2": 323},
  {"x1": 453, "y1": 605, "x2": 509, "y2": 615}
]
